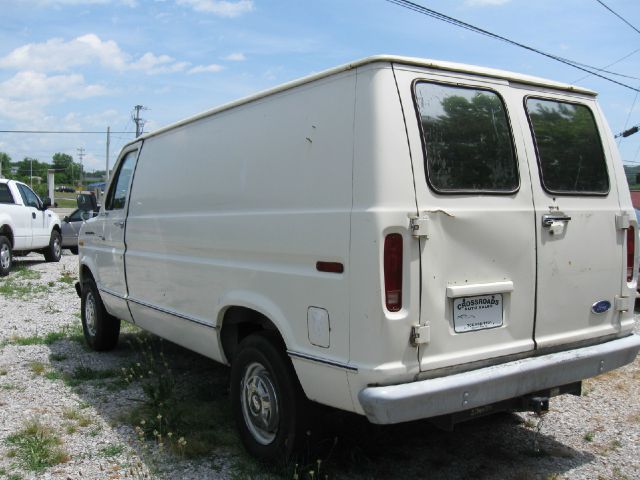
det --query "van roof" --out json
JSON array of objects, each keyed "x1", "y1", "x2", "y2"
[{"x1": 129, "y1": 55, "x2": 597, "y2": 146}]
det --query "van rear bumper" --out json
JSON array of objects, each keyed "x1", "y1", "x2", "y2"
[{"x1": 358, "y1": 334, "x2": 640, "y2": 424}]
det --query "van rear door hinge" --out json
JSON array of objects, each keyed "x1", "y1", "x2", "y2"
[
  {"x1": 614, "y1": 296, "x2": 631, "y2": 312},
  {"x1": 615, "y1": 213, "x2": 630, "y2": 230},
  {"x1": 409, "y1": 215, "x2": 429, "y2": 238},
  {"x1": 411, "y1": 325, "x2": 430, "y2": 346}
]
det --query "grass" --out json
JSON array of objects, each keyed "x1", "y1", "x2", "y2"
[
  {"x1": 49, "y1": 353, "x2": 68, "y2": 362},
  {"x1": 99, "y1": 444, "x2": 125, "y2": 458},
  {"x1": 54, "y1": 198, "x2": 77, "y2": 208},
  {"x1": 29, "y1": 361, "x2": 46, "y2": 375},
  {"x1": 58, "y1": 270, "x2": 75, "y2": 285},
  {"x1": 63, "y1": 407, "x2": 93, "y2": 427},
  {"x1": 583, "y1": 431, "x2": 595, "y2": 442},
  {"x1": 0, "y1": 279, "x2": 48, "y2": 299},
  {"x1": 5, "y1": 420, "x2": 68, "y2": 472},
  {"x1": 13, "y1": 265, "x2": 41, "y2": 280},
  {"x1": 3, "y1": 330, "x2": 66, "y2": 347}
]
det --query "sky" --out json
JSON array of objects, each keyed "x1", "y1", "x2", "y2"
[{"x1": 0, "y1": 0, "x2": 638, "y2": 173}]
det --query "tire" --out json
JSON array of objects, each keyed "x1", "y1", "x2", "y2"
[
  {"x1": 0, "y1": 235, "x2": 12, "y2": 277},
  {"x1": 69, "y1": 246, "x2": 79, "y2": 255},
  {"x1": 81, "y1": 279, "x2": 120, "y2": 351},
  {"x1": 43, "y1": 230, "x2": 62, "y2": 262},
  {"x1": 230, "y1": 332, "x2": 308, "y2": 461}
]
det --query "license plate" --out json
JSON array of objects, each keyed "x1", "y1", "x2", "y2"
[{"x1": 453, "y1": 294, "x2": 503, "y2": 333}]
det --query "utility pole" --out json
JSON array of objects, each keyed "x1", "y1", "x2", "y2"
[
  {"x1": 132, "y1": 105, "x2": 147, "y2": 138},
  {"x1": 77, "y1": 147, "x2": 85, "y2": 188},
  {"x1": 106, "y1": 126, "x2": 111, "y2": 183}
]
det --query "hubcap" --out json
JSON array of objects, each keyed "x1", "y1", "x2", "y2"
[
  {"x1": 53, "y1": 236, "x2": 61, "y2": 258},
  {"x1": 0, "y1": 244, "x2": 10, "y2": 270},
  {"x1": 240, "y1": 362, "x2": 279, "y2": 445},
  {"x1": 84, "y1": 290, "x2": 97, "y2": 336}
]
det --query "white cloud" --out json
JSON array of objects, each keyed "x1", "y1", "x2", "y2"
[
  {"x1": 223, "y1": 52, "x2": 246, "y2": 61},
  {"x1": 464, "y1": 0, "x2": 510, "y2": 6},
  {"x1": 32, "y1": 0, "x2": 137, "y2": 6},
  {"x1": 0, "y1": 35, "x2": 191, "y2": 75},
  {"x1": 188, "y1": 64, "x2": 224, "y2": 74},
  {"x1": 130, "y1": 52, "x2": 190, "y2": 74},
  {"x1": 176, "y1": 0, "x2": 253, "y2": 17},
  {"x1": 1, "y1": 71, "x2": 108, "y2": 100},
  {"x1": 0, "y1": 34, "x2": 128, "y2": 72}
]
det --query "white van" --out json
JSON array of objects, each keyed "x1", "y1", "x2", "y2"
[{"x1": 76, "y1": 55, "x2": 640, "y2": 460}]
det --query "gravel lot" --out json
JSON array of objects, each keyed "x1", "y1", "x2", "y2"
[{"x1": 0, "y1": 254, "x2": 638, "y2": 479}]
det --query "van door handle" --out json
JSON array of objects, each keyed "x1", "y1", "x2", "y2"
[
  {"x1": 114, "y1": 221, "x2": 125, "y2": 228},
  {"x1": 542, "y1": 214, "x2": 571, "y2": 228}
]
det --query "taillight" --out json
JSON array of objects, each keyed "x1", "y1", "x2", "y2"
[
  {"x1": 384, "y1": 233, "x2": 403, "y2": 312},
  {"x1": 627, "y1": 225, "x2": 635, "y2": 283}
]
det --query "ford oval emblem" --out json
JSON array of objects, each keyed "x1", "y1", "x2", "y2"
[{"x1": 591, "y1": 300, "x2": 611, "y2": 314}]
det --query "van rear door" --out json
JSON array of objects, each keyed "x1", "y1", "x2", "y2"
[
  {"x1": 393, "y1": 66, "x2": 537, "y2": 371},
  {"x1": 521, "y1": 95, "x2": 628, "y2": 348}
]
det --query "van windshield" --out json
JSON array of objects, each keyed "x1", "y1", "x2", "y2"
[
  {"x1": 415, "y1": 82, "x2": 518, "y2": 193},
  {"x1": 526, "y1": 98, "x2": 609, "y2": 195}
]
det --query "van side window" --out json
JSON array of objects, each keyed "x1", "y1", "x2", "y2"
[
  {"x1": 0, "y1": 184, "x2": 14, "y2": 204},
  {"x1": 526, "y1": 98, "x2": 609, "y2": 194},
  {"x1": 414, "y1": 82, "x2": 518, "y2": 193},
  {"x1": 106, "y1": 151, "x2": 136, "y2": 210},
  {"x1": 17, "y1": 184, "x2": 41, "y2": 208}
]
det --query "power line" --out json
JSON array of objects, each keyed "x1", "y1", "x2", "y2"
[
  {"x1": 594, "y1": 0, "x2": 640, "y2": 35},
  {"x1": 0, "y1": 130, "x2": 133, "y2": 134},
  {"x1": 573, "y1": 48, "x2": 640, "y2": 83},
  {"x1": 384, "y1": 0, "x2": 640, "y2": 92}
]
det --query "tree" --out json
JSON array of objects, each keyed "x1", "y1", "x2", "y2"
[
  {"x1": 52, "y1": 152, "x2": 75, "y2": 185},
  {"x1": 0, "y1": 152, "x2": 11, "y2": 178},
  {"x1": 419, "y1": 88, "x2": 517, "y2": 191}
]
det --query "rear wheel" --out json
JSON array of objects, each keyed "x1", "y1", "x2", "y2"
[
  {"x1": 43, "y1": 230, "x2": 61, "y2": 262},
  {"x1": 0, "y1": 235, "x2": 12, "y2": 276},
  {"x1": 230, "y1": 332, "x2": 308, "y2": 461},
  {"x1": 81, "y1": 279, "x2": 120, "y2": 351}
]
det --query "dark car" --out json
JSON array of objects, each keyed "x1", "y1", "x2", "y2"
[{"x1": 61, "y1": 208, "x2": 98, "y2": 254}]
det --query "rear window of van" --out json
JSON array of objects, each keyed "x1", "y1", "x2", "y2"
[
  {"x1": 414, "y1": 82, "x2": 519, "y2": 194},
  {"x1": 525, "y1": 98, "x2": 609, "y2": 195}
]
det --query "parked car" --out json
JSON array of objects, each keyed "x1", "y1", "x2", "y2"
[
  {"x1": 76, "y1": 55, "x2": 640, "y2": 461},
  {"x1": 55, "y1": 185, "x2": 76, "y2": 193},
  {"x1": 0, "y1": 179, "x2": 62, "y2": 275},
  {"x1": 61, "y1": 208, "x2": 98, "y2": 255}
]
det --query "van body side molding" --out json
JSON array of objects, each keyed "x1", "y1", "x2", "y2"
[
  {"x1": 127, "y1": 296, "x2": 217, "y2": 329},
  {"x1": 359, "y1": 334, "x2": 640, "y2": 425},
  {"x1": 288, "y1": 350, "x2": 358, "y2": 372}
]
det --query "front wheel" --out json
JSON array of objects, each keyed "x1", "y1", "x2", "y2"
[
  {"x1": 81, "y1": 279, "x2": 120, "y2": 351},
  {"x1": 0, "y1": 235, "x2": 12, "y2": 276},
  {"x1": 230, "y1": 333, "x2": 308, "y2": 461},
  {"x1": 43, "y1": 230, "x2": 61, "y2": 262}
]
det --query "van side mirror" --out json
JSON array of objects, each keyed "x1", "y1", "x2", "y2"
[{"x1": 77, "y1": 192, "x2": 98, "y2": 211}]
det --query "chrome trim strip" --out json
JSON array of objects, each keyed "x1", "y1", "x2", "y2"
[
  {"x1": 127, "y1": 296, "x2": 216, "y2": 329},
  {"x1": 287, "y1": 350, "x2": 358, "y2": 372},
  {"x1": 98, "y1": 286, "x2": 125, "y2": 300}
]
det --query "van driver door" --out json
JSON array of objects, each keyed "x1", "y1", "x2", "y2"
[{"x1": 90, "y1": 145, "x2": 140, "y2": 321}]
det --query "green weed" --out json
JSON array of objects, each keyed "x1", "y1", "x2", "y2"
[
  {"x1": 100, "y1": 444, "x2": 125, "y2": 458},
  {"x1": 5, "y1": 420, "x2": 68, "y2": 472},
  {"x1": 29, "y1": 361, "x2": 46, "y2": 375}
]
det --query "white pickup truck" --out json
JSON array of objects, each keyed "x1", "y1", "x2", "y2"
[{"x1": 0, "y1": 178, "x2": 62, "y2": 275}]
